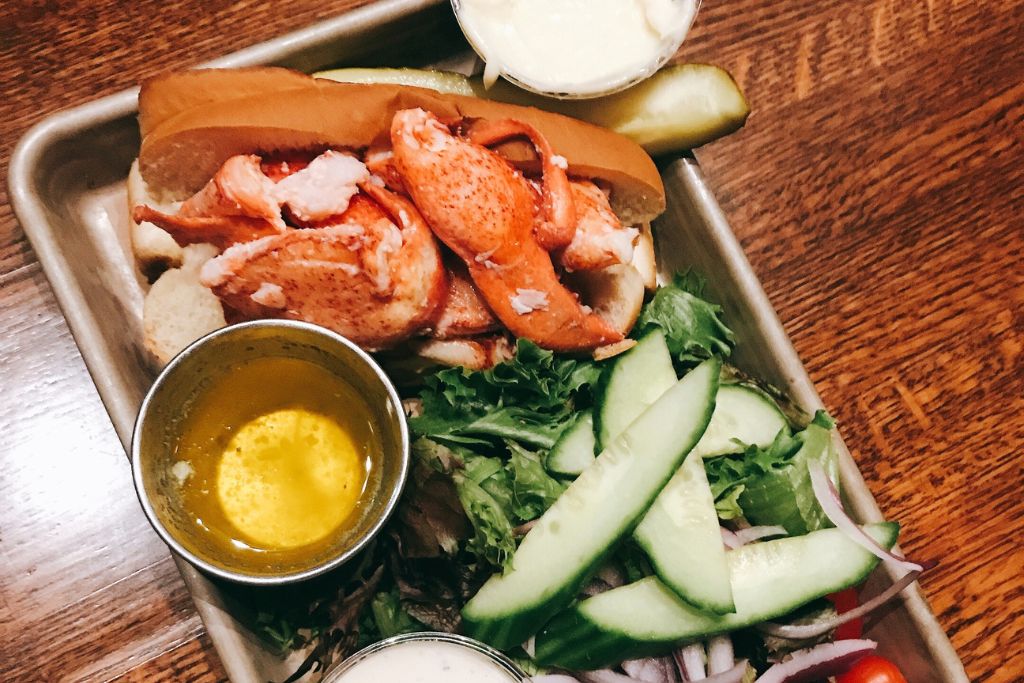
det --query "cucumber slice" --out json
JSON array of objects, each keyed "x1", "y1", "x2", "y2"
[
  {"x1": 313, "y1": 67, "x2": 475, "y2": 95},
  {"x1": 477, "y1": 64, "x2": 750, "y2": 155},
  {"x1": 631, "y1": 385, "x2": 786, "y2": 611},
  {"x1": 546, "y1": 409, "x2": 596, "y2": 477},
  {"x1": 593, "y1": 331, "x2": 732, "y2": 611},
  {"x1": 535, "y1": 523, "x2": 900, "y2": 669},
  {"x1": 462, "y1": 359, "x2": 720, "y2": 650},
  {"x1": 695, "y1": 383, "x2": 790, "y2": 458},
  {"x1": 634, "y1": 450, "x2": 734, "y2": 613},
  {"x1": 593, "y1": 330, "x2": 677, "y2": 453}
]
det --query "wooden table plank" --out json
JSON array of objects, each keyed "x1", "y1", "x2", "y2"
[{"x1": 1, "y1": 0, "x2": 1020, "y2": 681}]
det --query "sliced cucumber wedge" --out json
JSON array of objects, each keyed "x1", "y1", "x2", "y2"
[
  {"x1": 462, "y1": 359, "x2": 720, "y2": 650},
  {"x1": 695, "y1": 383, "x2": 790, "y2": 458},
  {"x1": 313, "y1": 67, "x2": 475, "y2": 95},
  {"x1": 546, "y1": 409, "x2": 596, "y2": 477},
  {"x1": 634, "y1": 450, "x2": 734, "y2": 613},
  {"x1": 631, "y1": 384, "x2": 786, "y2": 611},
  {"x1": 535, "y1": 523, "x2": 900, "y2": 669},
  {"x1": 478, "y1": 64, "x2": 750, "y2": 155},
  {"x1": 593, "y1": 332, "x2": 732, "y2": 611},
  {"x1": 594, "y1": 329, "x2": 677, "y2": 452}
]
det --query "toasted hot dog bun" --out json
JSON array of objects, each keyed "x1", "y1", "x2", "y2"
[
  {"x1": 138, "y1": 68, "x2": 664, "y2": 221},
  {"x1": 131, "y1": 67, "x2": 662, "y2": 367}
]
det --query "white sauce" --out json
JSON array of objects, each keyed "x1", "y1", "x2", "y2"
[
  {"x1": 457, "y1": 0, "x2": 698, "y2": 95},
  {"x1": 330, "y1": 640, "x2": 519, "y2": 683}
]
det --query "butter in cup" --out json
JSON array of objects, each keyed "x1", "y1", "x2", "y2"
[{"x1": 131, "y1": 320, "x2": 409, "y2": 586}]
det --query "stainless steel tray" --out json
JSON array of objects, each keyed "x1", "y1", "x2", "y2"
[{"x1": 8, "y1": 1, "x2": 968, "y2": 680}]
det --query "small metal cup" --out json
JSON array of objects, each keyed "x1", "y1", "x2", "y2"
[
  {"x1": 131, "y1": 320, "x2": 409, "y2": 586},
  {"x1": 450, "y1": 0, "x2": 702, "y2": 100},
  {"x1": 323, "y1": 632, "x2": 527, "y2": 682}
]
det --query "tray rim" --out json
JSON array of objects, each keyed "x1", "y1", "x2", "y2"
[{"x1": 7, "y1": 1, "x2": 968, "y2": 681}]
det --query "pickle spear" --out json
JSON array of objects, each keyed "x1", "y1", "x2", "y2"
[
  {"x1": 479, "y1": 64, "x2": 750, "y2": 155},
  {"x1": 314, "y1": 67, "x2": 475, "y2": 96},
  {"x1": 313, "y1": 64, "x2": 749, "y2": 154}
]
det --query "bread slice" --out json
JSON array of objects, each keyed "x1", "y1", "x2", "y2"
[
  {"x1": 143, "y1": 243, "x2": 226, "y2": 366},
  {"x1": 631, "y1": 222, "x2": 658, "y2": 291},
  {"x1": 137, "y1": 69, "x2": 665, "y2": 225},
  {"x1": 565, "y1": 264, "x2": 646, "y2": 337},
  {"x1": 138, "y1": 66, "x2": 315, "y2": 139},
  {"x1": 127, "y1": 160, "x2": 186, "y2": 273}
]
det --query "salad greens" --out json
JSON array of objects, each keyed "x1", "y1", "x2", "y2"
[
  {"x1": 409, "y1": 338, "x2": 601, "y2": 449},
  {"x1": 368, "y1": 589, "x2": 427, "y2": 639},
  {"x1": 705, "y1": 411, "x2": 838, "y2": 534},
  {"x1": 634, "y1": 270, "x2": 735, "y2": 367},
  {"x1": 257, "y1": 271, "x2": 864, "y2": 683}
]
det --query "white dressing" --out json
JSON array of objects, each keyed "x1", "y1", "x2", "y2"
[
  {"x1": 330, "y1": 639, "x2": 520, "y2": 683},
  {"x1": 456, "y1": 0, "x2": 698, "y2": 96}
]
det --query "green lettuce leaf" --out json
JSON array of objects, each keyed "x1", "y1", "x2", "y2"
[
  {"x1": 705, "y1": 411, "x2": 838, "y2": 533},
  {"x1": 369, "y1": 589, "x2": 426, "y2": 638},
  {"x1": 714, "y1": 484, "x2": 747, "y2": 521},
  {"x1": 410, "y1": 339, "x2": 601, "y2": 449},
  {"x1": 506, "y1": 441, "x2": 566, "y2": 521},
  {"x1": 463, "y1": 453, "x2": 516, "y2": 513},
  {"x1": 635, "y1": 270, "x2": 736, "y2": 365},
  {"x1": 453, "y1": 454, "x2": 517, "y2": 570}
]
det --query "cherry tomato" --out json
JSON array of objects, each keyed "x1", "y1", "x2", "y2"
[
  {"x1": 826, "y1": 588, "x2": 864, "y2": 640},
  {"x1": 837, "y1": 654, "x2": 908, "y2": 683}
]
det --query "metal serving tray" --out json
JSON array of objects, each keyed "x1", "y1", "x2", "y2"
[{"x1": 9, "y1": 1, "x2": 968, "y2": 680}]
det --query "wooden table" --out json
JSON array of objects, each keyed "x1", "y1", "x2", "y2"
[{"x1": 1, "y1": 1, "x2": 1020, "y2": 680}]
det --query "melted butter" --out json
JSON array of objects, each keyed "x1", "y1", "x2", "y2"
[
  {"x1": 172, "y1": 356, "x2": 380, "y2": 567},
  {"x1": 217, "y1": 408, "x2": 364, "y2": 548}
]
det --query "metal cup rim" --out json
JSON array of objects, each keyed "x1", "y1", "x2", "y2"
[
  {"x1": 323, "y1": 632, "x2": 527, "y2": 682},
  {"x1": 130, "y1": 319, "x2": 410, "y2": 586}
]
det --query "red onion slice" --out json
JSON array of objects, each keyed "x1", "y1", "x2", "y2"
[
  {"x1": 674, "y1": 643, "x2": 706, "y2": 680},
  {"x1": 720, "y1": 527, "x2": 741, "y2": 550},
  {"x1": 514, "y1": 519, "x2": 539, "y2": 536},
  {"x1": 597, "y1": 563, "x2": 626, "y2": 588},
  {"x1": 758, "y1": 568, "x2": 922, "y2": 639},
  {"x1": 733, "y1": 525, "x2": 788, "y2": 546},
  {"x1": 683, "y1": 661, "x2": 749, "y2": 683},
  {"x1": 807, "y1": 460, "x2": 923, "y2": 573},
  {"x1": 578, "y1": 670, "x2": 647, "y2": 683},
  {"x1": 528, "y1": 676, "x2": 580, "y2": 683},
  {"x1": 706, "y1": 635, "x2": 735, "y2": 675},
  {"x1": 582, "y1": 578, "x2": 612, "y2": 597},
  {"x1": 754, "y1": 639, "x2": 876, "y2": 683},
  {"x1": 523, "y1": 635, "x2": 536, "y2": 659},
  {"x1": 622, "y1": 658, "x2": 675, "y2": 682}
]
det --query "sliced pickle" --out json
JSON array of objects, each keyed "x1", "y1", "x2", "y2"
[
  {"x1": 313, "y1": 67, "x2": 475, "y2": 95},
  {"x1": 476, "y1": 64, "x2": 750, "y2": 155},
  {"x1": 314, "y1": 64, "x2": 749, "y2": 154}
]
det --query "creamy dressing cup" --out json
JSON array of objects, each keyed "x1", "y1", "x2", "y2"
[
  {"x1": 452, "y1": 0, "x2": 701, "y2": 99},
  {"x1": 324, "y1": 632, "x2": 526, "y2": 683}
]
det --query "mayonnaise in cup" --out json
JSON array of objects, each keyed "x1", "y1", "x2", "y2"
[
  {"x1": 453, "y1": 0, "x2": 700, "y2": 99},
  {"x1": 324, "y1": 633, "x2": 526, "y2": 683}
]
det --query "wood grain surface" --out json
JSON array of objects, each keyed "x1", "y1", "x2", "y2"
[{"x1": 1, "y1": 0, "x2": 1020, "y2": 681}]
